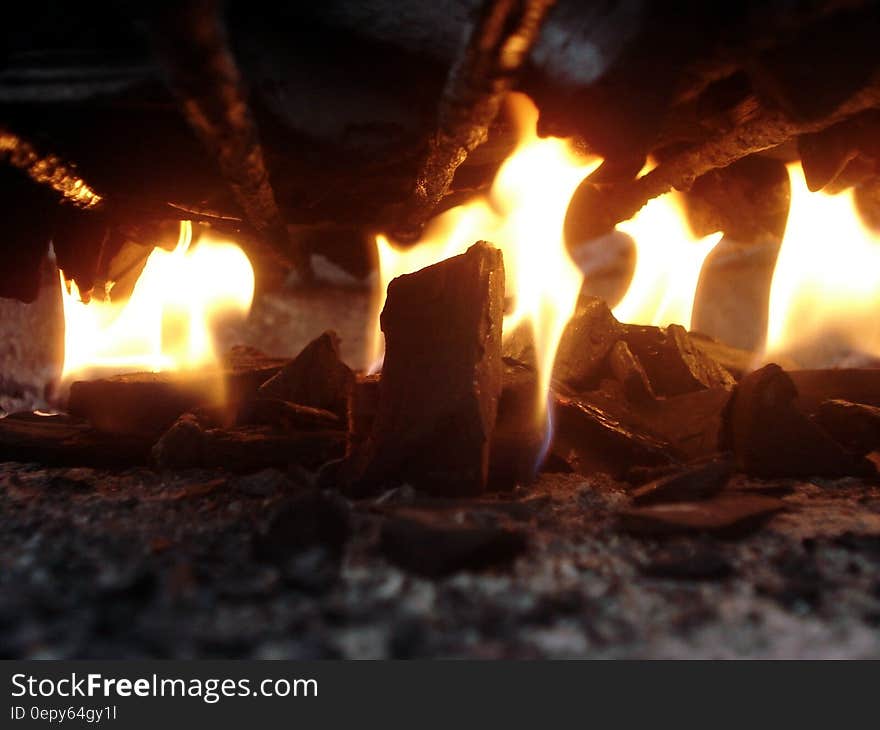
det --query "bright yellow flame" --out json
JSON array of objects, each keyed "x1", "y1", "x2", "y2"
[
  {"x1": 613, "y1": 192, "x2": 722, "y2": 328},
  {"x1": 60, "y1": 221, "x2": 255, "y2": 381},
  {"x1": 764, "y1": 163, "x2": 880, "y2": 363},
  {"x1": 372, "y1": 93, "x2": 601, "y2": 415}
]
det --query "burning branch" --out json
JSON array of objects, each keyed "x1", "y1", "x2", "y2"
[
  {"x1": 145, "y1": 0, "x2": 308, "y2": 280},
  {"x1": 393, "y1": 0, "x2": 557, "y2": 239},
  {"x1": 566, "y1": 76, "x2": 880, "y2": 241}
]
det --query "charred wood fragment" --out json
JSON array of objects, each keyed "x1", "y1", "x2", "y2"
[
  {"x1": 0, "y1": 412, "x2": 151, "y2": 468},
  {"x1": 621, "y1": 324, "x2": 735, "y2": 397},
  {"x1": 630, "y1": 457, "x2": 734, "y2": 507},
  {"x1": 551, "y1": 394, "x2": 673, "y2": 479},
  {"x1": 722, "y1": 364, "x2": 873, "y2": 478},
  {"x1": 503, "y1": 292, "x2": 622, "y2": 391},
  {"x1": 236, "y1": 398, "x2": 340, "y2": 431},
  {"x1": 68, "y1": 349, "x2": 288, "y2": 437},
  {"x1": 814, "y1": 399, "x2": 880, "y2": 456},
  {"x1": 356, "y1": 242, "x2": 505, "y2": 496},
  {"x1": 257, "y1": 331, "x2": 354, "y2": 423},
  {"x1": 393, "y1": 0, "x2": 557, "y2": 238},
  {"x1": 607, "y1": 340, "x2": 654, "y2": 403}
]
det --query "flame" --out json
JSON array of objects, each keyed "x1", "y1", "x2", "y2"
[
  {"x1": 60, "y1": 221, "x2": 255, "y2": 381},
  {"x1": 613, "y1": 192, "x2": 722, "y2": 328},
  {"x1": 372, "y1": 93, "x2": 601, "y2": 417},
  {"x1": 764, "y1": 163, "x2": 880, "y2": 364}
]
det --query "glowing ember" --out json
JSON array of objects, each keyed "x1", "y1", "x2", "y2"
[
  {"x1": 372, "y1": 93, "x2": 601, "y2": 418},
  {"x1": 613, "y1": 192, "x2": 722, "y2": 329},
  {"x1": 60, "y1": 221, "x2": 255, "y2": 381},
  {"x1": 764, "y1": 163, "x2": 880, "y2": 365}
]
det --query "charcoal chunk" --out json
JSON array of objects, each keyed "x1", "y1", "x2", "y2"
[
  {"x1": 620, "y1": 494, "x2": 785, "y2": 537},
  {"x1": 630, "y1": 457, "x2": 734, "y2": 506}
]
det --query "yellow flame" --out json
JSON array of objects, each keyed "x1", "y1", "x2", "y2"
[
  {"x1": 60, "y1": 221, "x2": 255, "y2": 381},
  {"x1": 764, "y1": 163, "x2": 880, "y2": 363},
  {"x1": 372, "y1": 93, "x2": 600, "y2": 415},
  {"x1": 613, "y1": 192, "x2": 722, "y2": 328}
]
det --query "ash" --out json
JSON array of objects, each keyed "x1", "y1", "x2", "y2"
[{"x1": 1, "y1": 465, "x2": 879, "y2": 659}]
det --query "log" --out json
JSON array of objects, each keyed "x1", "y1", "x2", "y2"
[
  {"x1": 356, "y1": 241, "x2": 505, "y2": 496},
  {"x1": 722, "y1": 364, "x2": 873, "y2": 478},
  {"x1": 68, "y1": 349, "x2": 288, "y2": 436}
]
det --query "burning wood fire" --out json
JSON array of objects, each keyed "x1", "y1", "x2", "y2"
[
  {"x1": 59, "y1": 221, "x2": 255, "y2": 382},
  {"x1": 764, "y1": 162, "x2": 880, "y2": 367},
  {"x1": 372, "y1": 93, "x2": 600, "y2": 417}
]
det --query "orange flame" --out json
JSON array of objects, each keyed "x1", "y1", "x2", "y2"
[
  {"x1": 372, "y1": 93, "x2": 601, "y2": 415},
  {"x1": 613, "y1": 192, "x2": 722, "y2": 328},
  {"x1": 764, "y1": 163, "x2": 880, "y2": 365},
  {"x1": 60, "y1": 221, "x2": 255, "y2": 381}
]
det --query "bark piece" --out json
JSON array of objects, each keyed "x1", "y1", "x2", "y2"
[
  {"x1": 608, "y1": 340, "x2": 655, "y2": 402},
  {"x1": 379, "y1": 511, "x2": 527, "y2": 578},
  {"x1": 620, "y1": 494, "x2": 785, "y2": 538},
  {"x1": 630, "y1": 458, "x2": 734, "y2": 506},
  {"x1": 68, "y1": 350, "x2": 288, "y2": 437},
  {"x1": 0, "y1": 412, "x2": 151, "y2": 468},
  {"x1": 622, "y1": 323, "x2": 735, "y2": 396},
  {"x1": 258, "y1": 331, "x2": 354, "y2": 422},
  {"x1": 551, "y1": 394, "x2": 674, "y2": 478},
  {"x1": 359, "y1": 242, "x2": 505, "y2": 496},
  {"x1": 722, "y1": 364, "x2": 873, "y2": 478},
  {"x1": 814, "y1": 399, "x2": 880, "y2": 456}
]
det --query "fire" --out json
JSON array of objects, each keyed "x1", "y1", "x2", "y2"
[
  {"x1": 613, "y1": 192, "x2": 722, "y2": 328},
  {"x1": 60, "y1": 221, "x2": 255, "y2": 381},
  {"x1": 372, "y1": 93, "x2": 601, "y2": 415},
  {"x1": 764, "y1": 163, "x2": 880, "y2": 365}
]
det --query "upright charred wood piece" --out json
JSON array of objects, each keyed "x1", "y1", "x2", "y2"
[{"x1": 359, "y1": 242, "x2": 505, "y2": 496}]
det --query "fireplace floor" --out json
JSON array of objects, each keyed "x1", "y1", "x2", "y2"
[{"x1": 2, "y1": 462, "x2": 879, "y2": 659}]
